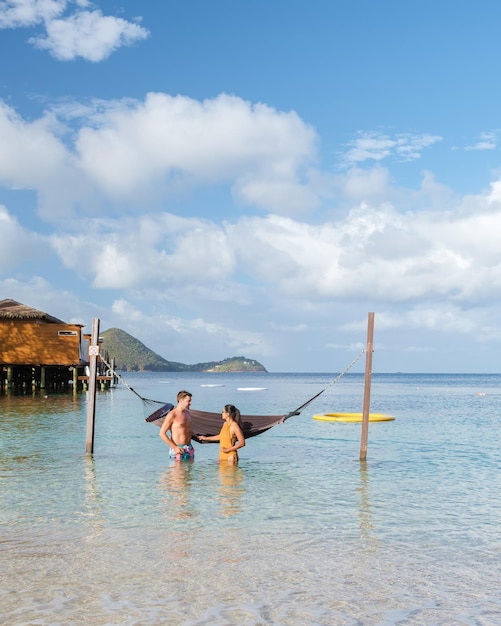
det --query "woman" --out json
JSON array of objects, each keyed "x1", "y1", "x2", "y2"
[{"x1": 199, "y1": 404, "x2": 245, "y2": 464}]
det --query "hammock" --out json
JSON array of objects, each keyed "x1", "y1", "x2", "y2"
[
  {"x1": 144, "y1": 402, "x2": 301, "y2": 443},
  {"x1": 100, "y1": 350, "x2": 366, "y2": 443}
]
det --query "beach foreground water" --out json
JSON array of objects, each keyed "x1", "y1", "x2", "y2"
[{"x1": 1, "y1": 372, "x2": 500, "y2": 625}]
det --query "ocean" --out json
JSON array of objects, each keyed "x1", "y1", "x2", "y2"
[{"x1": 1, "y1": 371, "x2": 500, "y2": 625}]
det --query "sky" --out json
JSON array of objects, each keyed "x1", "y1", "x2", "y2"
[{"x1": 1, "y1": 0, "x2": 501, "y2": 373}]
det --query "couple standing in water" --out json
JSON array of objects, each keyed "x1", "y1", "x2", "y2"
[{"x1": 158, "y1": 390, "x2": 245, "y2": 464}]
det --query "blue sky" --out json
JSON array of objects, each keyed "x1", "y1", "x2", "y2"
[{"x1": 2, "y1": 0, "x2": 501, "y2": 373}]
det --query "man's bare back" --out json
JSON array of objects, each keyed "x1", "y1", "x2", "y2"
[{"x1": 159, "y1": 391, "x2": 193, "y2": 456}]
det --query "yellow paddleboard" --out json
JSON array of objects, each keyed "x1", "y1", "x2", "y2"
[{"x1": 313, "y1": 412, "x2": 395, "y2": 423}]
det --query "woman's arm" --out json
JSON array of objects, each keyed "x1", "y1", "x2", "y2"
[{"x1": 198, "y1": 434, "x2": 220, "y2": 442}]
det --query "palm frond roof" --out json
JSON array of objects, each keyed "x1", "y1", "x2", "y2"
[{"x1": 0, "y1": 299, "x2": 66, "y2": 324}]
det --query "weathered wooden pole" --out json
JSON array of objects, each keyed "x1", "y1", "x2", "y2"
[
  {"x1": 72, "y1": 366, "x2": 78, "y2": 395},
  {"x1": 85, "y1": 318, "x2": 100, "y2": 454},
  {"x1": 360, "y1": 312, "x2": 375, "y2": 462}
]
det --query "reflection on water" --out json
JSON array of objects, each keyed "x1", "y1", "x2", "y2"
[
  {"x1": 0, "y1": 393, "x2": 82, "y2": 421},
  {"x1": 158, "y1": 460, "x2": 198, "y2": 521},
  {"x1": 158, "y1": 461, "x2": 246, "y2": 521},
  {"x1": 81, "y1": 456, "x2": 104, "y2": 540},
  {"x1": 218, "y1": 464, "x2": 244, "y2": 517},
  {"x1": 357, "y1": 461, "x2": 374, "y2": 538}
]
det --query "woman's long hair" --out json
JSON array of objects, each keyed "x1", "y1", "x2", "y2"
[{"x1": 224, "y1": 404, "x2": 242, "y2": 428}]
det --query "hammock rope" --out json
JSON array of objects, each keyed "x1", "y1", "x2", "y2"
[
  {"x1": 100, "y1": 355, "x2": 165, "y2": 408},
  {"x1": 284, "y1": 347, "x2": 366, "y2": 417}
]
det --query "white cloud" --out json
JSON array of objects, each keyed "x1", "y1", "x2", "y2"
[
  {"x1": 0, "y1": 275, "x2": 94, "y2": 327},
  {"x1": 335, "y1": 166, "x2": 391, "y2": 202},
  {"x1": 30, "y1": 9, "x2": 149, "y2": 61},
  {"x1": 341, "y1": 130, "x2": 442, "y2": 166},
  {"x1": 0, "y1": 0, "x2": 68, "y2": 28},
  {"x1": 0, "y1": 101, "x2": 93, "y2": 218},
  {"x1": 0, "y1": 205, "x2": 48, "y2": 269},
  {"x1": 6, "y1": 175, "x2": 501, "y2": 369},
  {"x1": 74, "y1": 93, "x2": 318, "y2": 214},
  {"x1": 349, "y1": 304, "x2": 501, "y2": 344},
  {"x1": 487, "y1": 179, "x2": 501, "y2": 205},
  {"x1": 50, "y1": 214, "x2": 237, "y2": 289},
  {"x1": 111, "y1": 298, "x2": 271, "y2": 361},
  {"x1": 0, "y1": 101, "x2": 67, "y2": 187},
  {"x1": 0, "y1": 1, "x2": 148, "y2": 61},
  {"x1": 465, "y1": 131, "x2": 499, "y2": 151},
  {"x1": 42, "y1": 180, "x2": 501, "y2": 312},
  {"x1": 0, "y1": 94, "x2": 320, "y2": 218}
]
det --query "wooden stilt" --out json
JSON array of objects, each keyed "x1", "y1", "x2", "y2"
[
  {"x1": 360, "y1": 312, "x2": 375, "y2": 462},
  {"x1": 85, "y1": 318, "x2": 100, "y2": 455}
]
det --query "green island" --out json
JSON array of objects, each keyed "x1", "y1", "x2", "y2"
[{"x1": 100, "y1": 328, "x2": 267, "y2": 373}]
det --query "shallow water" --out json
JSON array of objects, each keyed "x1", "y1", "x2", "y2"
[{"x1": 1, "y1": 372, "x2": 500, "y2": 625}]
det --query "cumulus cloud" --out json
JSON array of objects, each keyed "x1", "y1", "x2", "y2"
[
  {"x1": 0, "y1": 94, "x2": 320, "y2": 218},
  {"x1": 0, "y1": 275, "x2": 95, "y2": 326},
  {"x1": 0, "y1": 101, "x2": 69, "y2": 185},
  {"x1": 0, "y1": 205, "x2": 49, "y2": 269},
  {"x1": 487, "y1": 179, "x2": 501, "y2": 205},
  {"x1": 45, "y1": 181, "x2": 501, "y2": 312},
  {"x1": 0, "y1": 101, "x2": 93, "y2": 217},
  {"x1": 0, "y1": 0, "x2": 149, "y2": 61},
  {"x1": 30, "y1": 9, "x2": 149, "y2": 61},
  {"x1": 6, "y1": 171, "x2": 501, "y2": 368},
  {"x1": 50, "y1": 213, "x2": 237, "y2": 289},
  {"x1": 0, "y1": 0, "x2": 68, "y2": 28},
  {"x1": 74, "y1": 93, "x2": 319, "y2": 214}
]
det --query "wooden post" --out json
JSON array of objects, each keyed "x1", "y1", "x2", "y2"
[
  {"x1": 85, "y1": 318, "x2": 100, "y2": 454},
  {"x1": 360, "y1": 312, "x2": 375, "y2": 462}
]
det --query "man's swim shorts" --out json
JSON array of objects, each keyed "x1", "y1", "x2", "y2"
[{"x1": 169, "y1": 444, "x2": 195, "y2": 460}]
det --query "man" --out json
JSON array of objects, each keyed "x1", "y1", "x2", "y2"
[{"x1": 159, "y1": 390, "x2": 194, "y2": 460}]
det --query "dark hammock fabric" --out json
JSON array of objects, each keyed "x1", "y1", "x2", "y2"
[{"x1": 145, "y1": 402, "x2": 299, "y2": 443}]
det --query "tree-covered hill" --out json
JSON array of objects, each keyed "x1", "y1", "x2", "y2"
[{"x1": 100, "y1": 328, "x2": 267, "y2": 372}]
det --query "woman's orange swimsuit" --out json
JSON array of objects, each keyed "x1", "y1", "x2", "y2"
[{"x1": 219, "y1": 422, "x2": 238, "y2": 463}]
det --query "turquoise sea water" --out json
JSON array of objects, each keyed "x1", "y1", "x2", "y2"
[{"x1": 1, "y1": 372, "x2": 500, "y2": 625}]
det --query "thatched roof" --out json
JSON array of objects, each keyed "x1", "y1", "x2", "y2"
[{"x1": 0, "y1": 299, "x2": 66, "y2": 324}]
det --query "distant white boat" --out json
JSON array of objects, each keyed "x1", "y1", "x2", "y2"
[
  {"x1": 200, "y1": 384, "x2": 225, "y2": 387},
  {"x1": 237, "y1": 387, "x2": 267, "y2": 391}
]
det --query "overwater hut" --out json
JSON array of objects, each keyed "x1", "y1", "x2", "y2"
[{"x1": 0, "y1": 298, "x2": 92, "y2": 393}]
